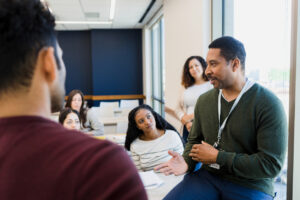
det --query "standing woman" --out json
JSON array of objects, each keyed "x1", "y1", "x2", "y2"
[
  {"x1": 65, "y1": 90, "x2": 104, "y2": 136},
  {"x1": 175, "y1": 56, "x2": 212, "y2": 143}
]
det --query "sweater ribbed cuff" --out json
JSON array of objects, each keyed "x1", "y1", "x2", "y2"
[{"x1": 216, "y1": 151, "x2": 235, "y2": 172}]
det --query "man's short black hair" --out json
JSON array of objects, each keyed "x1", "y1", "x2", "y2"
[
  {"x1": 209, "y1": 36, "x2": 246, "y2": 70},
  {"x1": 0, "y1": 0, "x2": 59, "y2": 94}
]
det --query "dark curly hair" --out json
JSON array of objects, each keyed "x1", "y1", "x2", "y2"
[
  {"x1": 0, "y1": 0, "x2": 60, "y2": 94},
  {"x1": 125, "y1": 104, "x2": 183, "y2": 150},
  {"x1": 59, "y1": 108, "x2": 81, "y2": 125},
  {"x1": 65, "y1": 89, "x2": 88, "y2": 128},
  {"x1": 181, "y1": 56, "x2": 208, "y2": 88}
]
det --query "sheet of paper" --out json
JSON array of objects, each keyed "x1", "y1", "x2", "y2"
[
  {"x1": 138, "y1": 170, "x2": 164, "y2": 189},
  {"x1": 105, "y1": 134, "x2": 126, "y2": 145}
]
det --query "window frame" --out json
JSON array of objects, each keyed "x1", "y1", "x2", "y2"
[{"x1": 150, "y1": 17, "x2": 165, "y2": 116}]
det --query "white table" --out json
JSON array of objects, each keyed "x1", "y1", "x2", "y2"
[
  {"x1": 104, "y1": 133, "x2": 126, "y2": 146},
  {"x1": 146, "y1": 173, "x2": 184, "y2": 200}
]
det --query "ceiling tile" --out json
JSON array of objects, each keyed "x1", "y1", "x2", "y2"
[{"x1": 47, "y1": 0, "x2": 162, "y2": 30}]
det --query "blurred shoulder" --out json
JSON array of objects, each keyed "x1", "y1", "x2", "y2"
[{"x1": 197, "y1": 88, "x2": 218, "y2": 103}]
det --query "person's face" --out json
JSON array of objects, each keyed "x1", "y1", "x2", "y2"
[
  {"x1": 188, "y1": 58, "x2": 203, "y2": 80},
  {"x1": 50, "y1": 42, "x2": 66, "y2": 113},
  {"x1": 135, "y1": 109, "x2": 156, "y2": 133},
  {"x1": 205, "y1": 48, "x2": 235, "y2": 89},
  {"x1": 63, "y1": 112, "x2": 80, "y2": 130},
  {"x1": 71, "y1": 93, "x2": 82, "y2": 112}
]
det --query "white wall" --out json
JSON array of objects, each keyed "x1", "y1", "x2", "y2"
[{"x1": 163, "y1": 0, "x2": 211, "y2": 131}]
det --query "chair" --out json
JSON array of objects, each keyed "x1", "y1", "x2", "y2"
[
  {"x1": 120, "y1": 99, "x2": 139, "y2": 109},
  {"x1": 90, "y1": 107, "x2": 118, "y2": 134},
  {"x1": 116, "y1": 121, "x2": 128, "y2": 133},
  {"x1": 113, "y1": 107, "x2": 131, "y2": 117},
  {"x1": 99, "y1": 101, "x2": 119, "y2": 108},
  {"x1": 90, "y1": 107, "x2": 115, "y2": 118}
]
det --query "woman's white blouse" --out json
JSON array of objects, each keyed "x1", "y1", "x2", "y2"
[
  {"x1": 175, "y1": 82, "x2": 213, "y2": 119},
  {"x1": 130, "y1": 130, "x2": 184, "y2": 171}
]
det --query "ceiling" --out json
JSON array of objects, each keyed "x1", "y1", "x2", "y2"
[{"x1": 45, "y1": 0, "x2": 163, "y2": 30}]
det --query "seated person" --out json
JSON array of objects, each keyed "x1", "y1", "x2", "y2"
[
  {"x1": 65, "y1": 89, "x2": 104, "y2": 136},
  {"x1": 125, "y1": 104, "x2": 184, "y2": 171},
  {"x1": 59, "y1": 108, "x2": 81, "y2": 130}
]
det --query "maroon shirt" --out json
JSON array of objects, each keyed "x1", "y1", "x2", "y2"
[{"x1": 0, "y1": 116, "x2": 147, "y2": 200}]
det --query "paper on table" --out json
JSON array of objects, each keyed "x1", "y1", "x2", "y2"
[
  {"x1": 105, "y1": 134, "x2": 126, "y2": 145},
  {"x1": 138, "y1": 170, "x2": 164, "y2": 189}
]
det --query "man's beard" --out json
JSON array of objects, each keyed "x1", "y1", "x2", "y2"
[
  {"x1": 50, "y1": 73, "x2": 65, "y2": 113},
  {"x1": 50, "y1": 86, "x2": 65, "y2": 113},
  {"x1": 50, "y1": 43, "x2": 66, "y2": 113}
]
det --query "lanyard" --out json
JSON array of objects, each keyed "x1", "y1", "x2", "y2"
[{"x1": 213, "y1": 79, "x2": 255, "y2": 148}]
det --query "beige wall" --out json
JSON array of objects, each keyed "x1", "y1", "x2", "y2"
[
  {"x1": 291, "y1": 0, "x2": 300, "y2": 198},
  {"x1": 292, "y1": 50, "x2": 300, "y2": 199},
  {"x1": 163, "y1": 0, "x2": 211, "y2": 131},
  {"x1": 289, "y1": 0, "x2": 300, "y2": 199}
]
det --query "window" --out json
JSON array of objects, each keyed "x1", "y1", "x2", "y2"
[{"x1": 150, "y1": 17, "x2": 165, "y2": 115}]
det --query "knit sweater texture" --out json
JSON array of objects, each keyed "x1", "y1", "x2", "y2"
[{"x1": 183, "y1": 83, "x2": 287, "y2": 196}]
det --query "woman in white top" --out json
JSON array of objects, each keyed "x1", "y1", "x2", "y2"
[
  {"x1": 125, "y1": 104, "x2": 184, "y2": 171},
  {"x1": 65, "y1": 90, "x2": 104, "y2": 136},
  {"x1": 175, "y1": 56, "x2": 212, "y2": 143}
]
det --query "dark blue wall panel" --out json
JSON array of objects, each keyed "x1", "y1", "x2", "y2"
[
  {"x1": 91, "y1": 29, "x2": 143, "y2": 95},
  {"x1": 57, "y1": 31, "x2": 92, "y2": 95},
  {"x1": 57, "y1": 29, "x2": 143, "y2": 99}
]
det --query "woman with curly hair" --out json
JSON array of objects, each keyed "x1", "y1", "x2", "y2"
[
  {"x1": 175, "y1": 56, "x2": 212, "y2": 143},
  {"x1": 125, "y1": 104, "x2": 184, "y2": 171},
  {"x1": 65, "y1": 89, "x2": 104, "y2": 136}
]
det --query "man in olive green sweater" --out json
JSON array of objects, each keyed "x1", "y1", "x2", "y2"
[{"x1": 155, "y1": 36, "x2": 287, "y2": 200}]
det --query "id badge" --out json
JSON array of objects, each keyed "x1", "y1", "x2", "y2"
[
  {"x1": 210, "y1": 141, "x2": 222, "y2": 170},
  {"x1": 208, "y1": 163, "x2": 220, "y2": 170}
]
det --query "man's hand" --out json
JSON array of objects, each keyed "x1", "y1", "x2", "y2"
[
  {"x1": 189, "y1": 141, "x2": 219, "y2": 164},
  {"x1": 154, "y1": 150, "x2": 188, "y2": 176}
]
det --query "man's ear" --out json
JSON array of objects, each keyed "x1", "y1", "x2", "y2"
[
  {"x1": 232, "y1": 58, "x2": 241, "y2": 72},
  {"x1": 37, "y1": 47, "x2": 57, "y2": 83}
]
